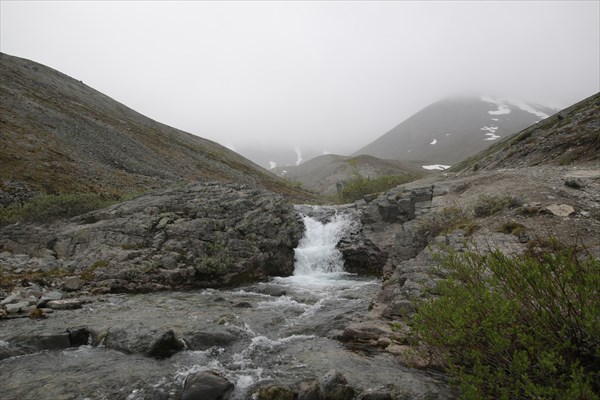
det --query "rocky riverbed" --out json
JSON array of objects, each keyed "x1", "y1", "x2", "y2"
[
  {"x1": 0, "y1": 208, "x2": 451, "y2": 400},
  {"x1": 2, "y1": 165, "x2": 598, "y2": 399}
]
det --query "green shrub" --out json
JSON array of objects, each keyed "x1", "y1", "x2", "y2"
[
  {"x1": 497, "y1": 220, "x2": 527, "y2": 236},
  {"x1": 410, "y1": 241, "x2": 600, "y2": 399},
  {"x1": 413, "y1": 206, "x2": 474, "y2": 239},
  {"x1": 0, "y1": 191, "x2": 146, "y2": 226},
  {"x1": 473, "y1": 194, "x2": 514, "y2": 217},
  {"x1": 338, "y1": 173, "x2": 415, "y2": 203},
  {"x1": 0, "y1": 193, "x2": 117, "y2": 226}
]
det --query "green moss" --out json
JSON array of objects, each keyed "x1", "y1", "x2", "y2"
[{"x1": 80, "y1": 260, "x2": 108, "y2": 282}]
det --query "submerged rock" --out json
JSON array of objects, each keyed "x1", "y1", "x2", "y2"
[
  {"x1": 147, "y1": 329, "x2": 185, "y2": 359},
  {"x1": 181, "y1": 371, "x2": 234, "y2": 400}
]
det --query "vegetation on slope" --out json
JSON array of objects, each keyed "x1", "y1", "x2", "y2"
[
  {"x1": 411, "y1": 241, "x2": 600, "y2": 399},
  {"x1": 336, "y1": 167, "x2": 417, "y2": 203}
]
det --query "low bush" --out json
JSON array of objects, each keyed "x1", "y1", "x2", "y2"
[
  {"x1": 410, "y1": 241, "x2": 600, "y2": 399},
  {"x1": 0, "y1": 191, "x2": 143, "y2": 226},
  {"x1": 338, "y1": 174, "x2": 415, "y2": 203},
  {"x1": 413, "y1": 206, "x2": 474, "y2": 239},
  {"x1": 473, "y1": 194, "x2": 515, "y2": 217}
]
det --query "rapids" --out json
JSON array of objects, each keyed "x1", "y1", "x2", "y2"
[{"x1": 0, "y1": 207, "x2": 449, "y2": 399}]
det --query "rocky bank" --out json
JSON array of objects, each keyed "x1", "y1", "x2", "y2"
[{"x1": 0, "y1": 182, "x2": 303, "y2": 296}]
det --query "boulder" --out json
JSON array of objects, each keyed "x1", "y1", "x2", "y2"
[
  {"x1": 319, "y1": 370, "x2": 354, "y2": 400},
  {"x1": 256, "y1": 384, "x2": 295, "y2": 400},
  {"x1": 38, "y1": 291, "x2": 63, "y2": 307},
  {"x1": 46, "y1": 299, "x2": 83, "y2": 310},
  {"x1": 297, "y1": 380, "x2": 321, "y2": 400},
  {"x1": 184, "y1": 329, "x2": 238, "y2": 351},
  {"x1": 62, "y1": 276, "x2": 84, "y2": 291},
  {"x1": 181, "y1": 371, "x2": 234, "y2": 400},
  {"x1": 147, "y1": 329, "x2": 185, "y2": 359},
  {"x1": 545, "y1": 204, "x2": 576, "y2": 217}
]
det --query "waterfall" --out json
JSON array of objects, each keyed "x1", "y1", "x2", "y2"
[{"x1": 293, "y1": 211, "x2": 355, "y2": 275}]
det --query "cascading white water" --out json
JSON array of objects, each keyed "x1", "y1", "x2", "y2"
[{"x1": 293, "y1": 211, "x2": 355, "y2": 275}]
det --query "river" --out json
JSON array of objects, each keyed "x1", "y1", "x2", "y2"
[{"x1": 0, "y1": 207, "x2": 449, "y2": 399}]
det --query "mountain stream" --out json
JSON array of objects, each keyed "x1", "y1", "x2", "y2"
[{"x1": 0, "y1": 207, "x2": 449, "y2": 399}]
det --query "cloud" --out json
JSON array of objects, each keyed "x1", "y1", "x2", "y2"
[{"x1": 1, "y1": 1, "x2": 598, "y2": 158}]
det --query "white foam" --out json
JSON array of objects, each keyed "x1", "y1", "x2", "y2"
[
  {"x1": 430, "y1": 139, "x2": 437, "y2": 145},
  {"x1": 422, "y1": 164, "x2": 451, "y2": 170},
  {"x1": 294, "y1": 212, "x2": 356, "y2": 275}
]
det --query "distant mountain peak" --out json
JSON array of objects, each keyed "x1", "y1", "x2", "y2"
[{"x1": 353, "y1": 96, "x2": 557, "y2": 166}]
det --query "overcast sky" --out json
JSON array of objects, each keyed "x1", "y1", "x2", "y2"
[{"x1": 1, "y1": 1, "x2": 598, "y2": 157}]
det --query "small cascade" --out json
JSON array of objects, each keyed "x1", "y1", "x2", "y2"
[{"x1": 293, "y1": 209, "x2": 355, "y2": 275}]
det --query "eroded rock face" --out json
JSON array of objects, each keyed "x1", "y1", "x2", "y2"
[{"x1": 0, "y1": 182, "x2": 303, "y2": 292}]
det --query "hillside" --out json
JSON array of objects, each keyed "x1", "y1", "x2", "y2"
[
  {"x1": 451, "y1": 92, "x2": 600, "y2": 172},
  {"x1": 353, "y1": 96, "x2": 557, "y2": 166},
  {"x1": 273, "y1": 154, "x2": 428, "y2": 196},
  {"x1": 0, "y1": 53, "x2": 315, "y2": 205}
]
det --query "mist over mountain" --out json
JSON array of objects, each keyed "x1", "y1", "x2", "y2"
[{"x1": 353, "y1": 96, "x2": 558, "y2": 166}]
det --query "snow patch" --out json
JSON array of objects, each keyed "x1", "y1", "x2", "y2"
[
  {"x1": 422, "y1": 164, "x2": 451, "y2": 171},
  {"x1": 507, "y1": 99, "x2": 550, "y2": 119},
  {"x1": 294, "y1": 146, "x2": 303, "y2": 166},
  {"x1": 484, "y1": 133, "x2": 501, "y2": 141},
  {"x1": 481, "y1": 126, "x2": 498, "y2": 133},
  {"x1": 268, "y1": 161, "x2": 276, "y2": 170},
  {"x1": 491, "y1": 118, "x2": 499, "y2": 121},
  {"x1": 482, "y1": 96, "x2": 511, "y2": 115},
  {"x1": 322, "y1": 150, "x2": 331, "y2": 155},
  {"x1": 281, "y1": 170, "x2": 288, "y2": 175},
  {"x1": 430, "y1": 139, "x2": 437, "y2": 145}
]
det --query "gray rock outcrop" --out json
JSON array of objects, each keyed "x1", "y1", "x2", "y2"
[{"x1": 0, "y1": 182, "x2": 303, "y2": 292}]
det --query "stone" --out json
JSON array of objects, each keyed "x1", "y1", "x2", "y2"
[
  {"x1": 319, "y1": 369, "x2": 354, "y2": 400},
  {"x1": 46, "y1": 299, "x2": 83, "y2": 310},
  {"x1": 181, "y1": 371, "x2": 234, "y2": 400},
  {"x1": 184, "y1": 330, "x2": 237, "y2": 351},
  {"x1": 5, "y1": 301, "x2": 30, "y2": 313},
  {"x1": 62, "y1": 276, "x2": 84, "y2": 291},
  {"x1": 297, "y1": 380, "x2": 321, "y2": 400},
  {"x1": 147, "y1": 329, "x2": 185, "y2": 359},
  {"x1": 1, "y1": 294, "x2": 22, "y2": 306},
  {"x1": 256, "y1": 384, "x2": 294, "y2": 400},
  {"x1": 377, "y1": 337, "x2": 392, "y2": 349},
  {"x1": 545, "y1": 204, "x2": 576, "y2": 217},
  {"x1": 564, "y1": 177, "x2": 585, "y2": 189},
  {"x1": 38, "y1": 291, "x2": 63, "y2": 306},
  {"x1": 358, "y1": 390, "x2": 393, "y2": 400}
]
